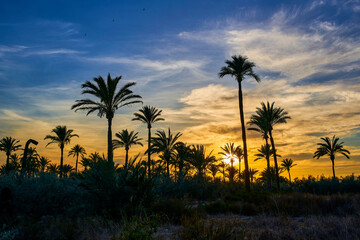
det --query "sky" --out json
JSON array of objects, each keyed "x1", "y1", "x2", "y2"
[{"x1": 0, "y1": 0, "x2": 359, "y2": 178}]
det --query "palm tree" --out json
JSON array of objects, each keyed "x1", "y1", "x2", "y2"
[
  {"x1": 249, "y1": 102, "x2": 290, "y2": 189},
  {"x1": 149, "y1": 128, "x2": 182, "y2": 177},
  {"x1": 226, "y1": 166, "x2": 238, "y2": 183},
  {"x1": 234, "y1": 145, "x2": 243, "y2": 180},
  {"x1": 0, "y1": 137, "x2": 21, "y2": 172},
  {"x1": 174, "y1": 142, "x2": 191, "y2": 181},
  {"x1": 219, "y1": 55, "x2": 260, "y2": 191},
  {"x1": 281, "y1": 158, "x2": 296, "y2": 183},
  {"x1": 133, "y1": 105, "x2": 164, "y2": 176},
  {"x1": 9, "y1": 154, "x2": 21, "y2": 172},
  {"x1": 113, "y1": 129, "x2": 143, "y2": 168},
  {"x1": 47, "y1": 163, "x2": 60, "y2": 175},
  {"x1": 208, "y1": 163, "x2": 220, "y2": 181},
  {"x1": 249, "y1": 168, "x2": 259, "y2": 183},
  {"x1": 218, "y1": 161, "x2": 228, "y2": 182},
  {"x1": 44, "y1": 125, "x2": 78, "y2": 178},
  {"x1": 71, "y1": 73, "x2": 142, "y2": 164},
  {"x1": 219, "y1": 143, "x2": 237, "y2": 182},
  {"x1": 21, "y1": 147, "x2": 39, "y2": 175},
  {"x1": 80, "y1": 157, "x2": 91, "y2": 171},
  {"x1": 186, "y1": 145, "x2": 216, "y2": 178},
  {"x1": 62, "y1": 164, "x2": 74, "y2": 177},
  {"x1": 38, "y1": 156, "x2": 50, "y2": 172},
  {"x1": 313, "y1": 136, "x2": 350, "y2": 178},
  {"x1": 68, "y1": 144, "x2": 86, "y2": 173}
]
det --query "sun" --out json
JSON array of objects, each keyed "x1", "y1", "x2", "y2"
[{"x1": 222, "y1": 154, "x2": 237, "y2": 165}]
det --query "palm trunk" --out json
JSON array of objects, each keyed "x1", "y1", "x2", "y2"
[
  {"x1": 125, "y1": 147, "x2": 129, "y2": 168},
  {"x1": 331, "y1": 156, "x2": 336, "y2": 178},
  {"x1": 60, "y1": 146, "x2": 64, "y2": 178},
  {"x1": 288, "y1": 170, "x2": 291, "y2": 183},
  {"x1": 75, "y1": 153, "x2": 79, "y2": 173},
  {"x1": 265, "y1": 138, "x2": 271, "y2": 189},
  {"x1": 238, "y1": 82, "x2": 250, "y2": 191},
  {"x1": 107, "y1": 117, "x2": 113, "y2": 164},
  {"x1": 147, "y1": 126, "x2": 151, "y2": 177},
  {"x1": 269, "y1": 130, "x2": 280, "y2": 190},
  {"x1": 238, "y1": 158, "x2": 241, "y2": 182},
  {"x1": 6, "y1": 153, "x2": 10, "y2": 173}
]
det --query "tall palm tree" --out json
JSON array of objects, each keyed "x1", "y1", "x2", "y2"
[
  {"x1": 219, "y1": 55, "x2": 260, "y2": 191},
  {"x1": 38, "y1": 156, "x2": 51, "y2": 172},
  {"x1": 219, "y1": 143, "x2": 237, "y2": 182},
  {"x1": 149, "y1": 128, "x2": 182, "y2": 177},
  {"x1": 113, "y1": 129, "x2": 143, "y2": 168},
  {"x1": 0, "y1": 137, "x2": 21, "y2": 172},
  {"x1": 249, "y1": 101, "x2": 290, "y2": 189},
  {"x1": 68, "y1": 144, "x2": 86, "y2": 172},
  {"x1": 44, "y1": 125, "x2": 78, "y2": 178},
  {"x1": 71, "y1": 73, "x2": 142, "y2": 164},
  {"x1": 281, "y1": 158, "x2": 296, "y2": 183},
  {"x1": 186, "y1": 145, "x2": 216, "y2": 178},
  {"x1": 313, "y1": 136, "x2": 350, "y2": 178},
  {"x1": 133, "y1": 105, "x2": 164, "y2": 176}
]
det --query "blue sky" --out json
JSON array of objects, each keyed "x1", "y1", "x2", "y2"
[{"x1": 1, "y1": 0, "x2": 359, "y2": 177}]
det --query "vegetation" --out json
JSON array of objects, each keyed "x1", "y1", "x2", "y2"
[{"x1": 0, "y1": 58, "x2": 356, "y2": 239}]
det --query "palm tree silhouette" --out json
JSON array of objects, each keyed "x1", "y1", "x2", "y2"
[
  {"x1": 234, "y1": 145, "x2": 243, "y2": 181},
  {"x1": 113, "y1": 129, "x2": 143, "y2": 168},
  {"x1": 249, "y1": 168, "x2": 259, "y2": 183},
  {"x1": 249, "y1": 101, "x2": 290, "y2": 189},
  {"x1": 38, "y1": 156, "x2": 50, "y2": 172},
  {"x1": 47, "y1": 163, "x2": 60, "y2": 175},
  {"x1": 21, "y1": 147, "x2": 39, "y2": 175},
  {"x1": 281, "y1": 158, "x2": 296, "y2": 183},
  {"x1": 72, "y1": 73, "x2": 142, "y2": 164},
  {"x1": 219, "y1": 143, "x2": 237, "y2": 182},
  {"x1": 208, "y1": 163, "x2": 220, "y2": 181},
  {"x1": 62, "y1": 164, "x2": 74, "y2": 177},
  {"x1": 219, "y1": 55, "x2": 260, "y2": 191},
  {"x1": 68, "y1": 144, "x2": 86, "y2": 173},
  {"x1": 149, "y1": 128, "x2": 182, "y2": 177},
  {"x1": 254, "y1": 144, "x2": 275, "y2": 172},
  {"x1": 44, "y1": 125, "x2": 78, "y2": 178},
  {"x1": 132, "y1": 105, "x2": 164, "y2": 176},
  {"x1": 313, "y1": 136, "x2": 350, "y2": 178},
  {"x1": 0, "y1": 137, "x2": 21, "y2": 173},
  {"x1": 174, "y1": 142, "x2": 191, "y2": 181},
  {"x1": 187, "y1": 145, "x2": 216, "y2": 178}
]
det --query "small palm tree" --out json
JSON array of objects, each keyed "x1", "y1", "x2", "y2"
[
  {"x1": 187, "y1": 145, "x2": 216, "y2": 178},
  {"x1": 226, "y1": 166, "x2": 238, "y2": 183},
  {"x1": 68, "y1": 144, "x2": 86, "y2": 173},
  {"x1": 113, "y1": 129, "x2": 143, "y2": 168},
  {"x1": 133, "y1": 105, "x2": 164, "y2": 176},
  {"x1": 249, "y1": 168, "x2": 259, "y2": 183},
  {"x1": 249, "y1": 102, "x2": 290, "y2": 189},
  {"x1": 9, "y1": 154, "x2": 21, "y2": 172},
  {"x1": 0, "y1": 137, "x2": 21, "y2": 172},
  {"x1": 72, "y1": 73, "x2": 142, "y2": 164},
  {"x1": 174, "y1": 142, "x2": 191, "y2": 181},
  {"x1": 219, "y1": 143, "x2": 237, "y2": 182},
  {"x1": 80, "y1": 157, "x2": 91, "y2": 171},
  {"x1": 281, "y1": 158, "x2": 296, "y2": 183},
  {"x1": 219, "y1": 55, "x2": 260, "y2": 191},
  {"x1": 208, "y1": 163, "x2": 220, "y2": 181},
  {"x1": 218, "y1": 161, "x2": 228, "y2": 182},
  {"x1": 150, "y1": 128, "x2": 182, "y2": 177},
  {"x1": 20, "y1": 147, "x2": 39, "y2": 175},
  {"x1": 62, "y1": 164, "x2": 74, "y2": 177},
  {"x1": 313, "y1": 136, "x2": 350, "y2": 178},
  {"x1": 234, "y1": 145, "x2": 243, "y2": 180},
  {"x1": 44, "y1": 126, "x2": 78, "y2": 178},
  {"x1": 38, "y1": 156, "x2": 51, "y2": 172},
  {"x1": 47, "y1": 163, "x2": 60, "y2": 174}
]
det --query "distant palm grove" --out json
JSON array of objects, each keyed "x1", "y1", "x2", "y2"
[{"x1": 0, "y1": 55, "x2": 358, "y2": 239}]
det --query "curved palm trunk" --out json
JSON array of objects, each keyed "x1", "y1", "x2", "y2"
[
  {"x1": 147, "y1": 126, "x2": 151, "y2": 177},
  {"x1": 238, "y1": 82, "x2": 250, "y2": 191},
  {"x1": 125, "y1": 147, "x2": 129, "y2": 168},
  {"x1": 331, "y1": 156, "x2": 336, "y2": 178},
  {"x1": 107, "y1": 117, "x2": 113, "y2": 164},
  {"x1": 268, "y1": 130, "x2": 280, "y2": 190},
  {"x1": 60, "y1": 146, "x2": 64, "y2": 178},
  {"x1": 75, "y1": 153, "x2": 79, "y2": 173}
]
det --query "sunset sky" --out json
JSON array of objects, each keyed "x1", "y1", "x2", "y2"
[{"x1": 0, "y1": 0, "x2": 359, "y2": 178}]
